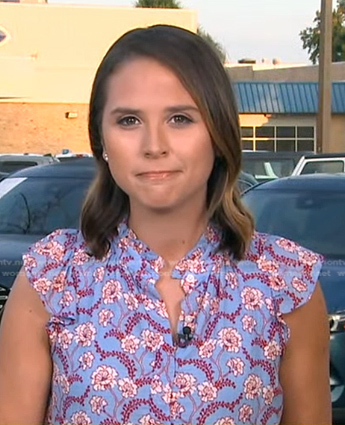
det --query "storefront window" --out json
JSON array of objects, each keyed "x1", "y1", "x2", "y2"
[{"x1": 241, "y1": 125, "x2": 315, "y2": 152}]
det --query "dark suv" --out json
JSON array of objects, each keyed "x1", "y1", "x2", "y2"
[
  {"x1": 0, "y1": 158, "x2": 95, "y2": 308},
  {"x1": 242, "y1": 174, "x2": 345, "y2": 423}
]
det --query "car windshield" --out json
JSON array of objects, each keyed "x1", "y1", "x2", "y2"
[
  {"x1": 300, "y1": 160, "x2": 344, "y2": 174},
  {"x1": 243, "y1": 189, "x2": 345, "y2": 258},
  {"x1": 0, "y1": 176, "x2": 91, "y2": 235},
  {"x1": 242, "y1": 158, "x2": 296, "y2": 180}
]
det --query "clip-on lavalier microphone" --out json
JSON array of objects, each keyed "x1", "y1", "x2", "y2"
[{"x1": 176, "y1": 326, "x2": 193, "y2": 348}]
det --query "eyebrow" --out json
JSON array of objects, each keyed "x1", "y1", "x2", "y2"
[
  {"x1": 109, "y1": 105, "x2": 200, "y2": 115},
  {"x1": 165, "y1": 105, "x2": 200, "y2": 114}
]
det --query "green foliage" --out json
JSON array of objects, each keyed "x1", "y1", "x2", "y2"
[
  {"x1": 134, "y1": 0, "x2": 181, "y2": 8},
  {"x1": 134, "y1": 0, "x2": 227, "y2": 63},
  {"x1": 300, "y1": 0, "x2": 345, "y2": 64},
  {"x1": 197, "y1": 26, "x2": 227, "y2": 63}
]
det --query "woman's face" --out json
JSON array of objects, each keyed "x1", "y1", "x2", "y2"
[{"x1": 101, "y1": 57, "x2": 215, "y2": 214}]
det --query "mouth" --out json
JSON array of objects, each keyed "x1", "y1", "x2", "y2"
[{"x1": 137, "y1": 171, "x2": 180, "y2": 180}]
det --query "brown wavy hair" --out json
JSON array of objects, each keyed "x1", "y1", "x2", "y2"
[{"x1": 81, "y1": 24, "x2": 254, "y2": 260}]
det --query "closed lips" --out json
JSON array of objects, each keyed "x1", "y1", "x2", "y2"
[{"x1": 137, "y1": 171, "x2": 178, "y2": 176}]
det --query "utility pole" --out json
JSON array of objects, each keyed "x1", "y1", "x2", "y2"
[{"x1": 317, "y1": 0, "x2": 333, "y2": 153}]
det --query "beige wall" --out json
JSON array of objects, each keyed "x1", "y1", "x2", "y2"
[
  {"x1": 329, "y1": 116, "x2": 345, "y2": 153},
  {"x1": 0, "y1": 102, "x2": 89, "y2": 154},
  {"x1": 228, "y1": 62, "x2": 345, "y2": 82},
  {"x1": 0, "y1": 3, "x2": 197, "y2": 103},
  {"x1": 239, "y1": 114, "x2": 269, "y2": 127},
  {"x1": 0, "y1": 3, "x2": 197, "y2": 153}
]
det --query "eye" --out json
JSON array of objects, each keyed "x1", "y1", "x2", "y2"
[
  {"x1": 117, "y1": 116, "x2": 140, "y2": 126},
  {"x1": 170, "y1": 114, "x2": 193, "y2": 125}
]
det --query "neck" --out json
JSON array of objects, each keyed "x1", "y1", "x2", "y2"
[{"x1": 128, "y1": 202, "x2": 209, "y2": 267}]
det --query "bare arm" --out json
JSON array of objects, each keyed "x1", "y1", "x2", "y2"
[
  {"x1": 279, "y1": 282, "x2": 331, "y2": 425},
  {"x1": 0, "y1": 268, "x2": 52, "y2": 425}
]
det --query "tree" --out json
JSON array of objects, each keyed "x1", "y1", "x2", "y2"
[
  {"x1": 300, "y1": 0, "x2": 345, "y2": 64},
  {"x1": 197, "y1": 26, "x2": 227, "y2": 63},
  {"x1": 135, "y1": 0, "x2": 181, "y2": 8},
  {"x1": 134, "y1": 0, "x2": 227, "y2": 63}
]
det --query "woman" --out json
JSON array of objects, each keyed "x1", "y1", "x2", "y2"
[{"x1": 0, "y1": 25, "x2": 331, "y2": 425}]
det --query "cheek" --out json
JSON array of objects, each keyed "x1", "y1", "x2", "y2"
[
  {"x1": 101, "y1": 141, "x2": 132, "y2": 189},
  {"x1": 102, "y1": 119, "x2": 137, "y2": 154},
  {"x1": 193, "y1": 134, "x2": 215, "y2": 176},
  {"x1": 106, "y1": 161, "x2": 133, "y2": 195},
  {"x1": 103, "y1": 129, "x2": 138, "y2": 164}
]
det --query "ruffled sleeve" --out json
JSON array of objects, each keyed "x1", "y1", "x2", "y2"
[
  {"x1": 22, "y1": 228, "x2": 83, "y2": 326},
  {"x1": 261, "y1": 234, "x2": 323, "y2": 344},
  {"x1": 267, "y1": 235, "x2": 323, "y2": 311}
]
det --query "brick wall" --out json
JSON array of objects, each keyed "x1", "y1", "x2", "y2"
[{"x1": 0, "y1": 103, "x2": 91, "y2": 155}]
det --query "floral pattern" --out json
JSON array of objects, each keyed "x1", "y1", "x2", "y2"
[{"x1": 23, "y1": 224, "x2": 322, "y2": 425}]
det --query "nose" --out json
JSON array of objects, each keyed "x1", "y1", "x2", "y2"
[{"x1": 142, "y1": 122, "x2": 168, "y2": 158}]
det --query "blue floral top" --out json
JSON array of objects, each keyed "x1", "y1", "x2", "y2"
[{"x1": 23, "y1": 222, "x2": 322, "y2": 425}]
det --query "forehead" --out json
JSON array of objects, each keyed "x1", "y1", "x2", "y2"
[{"x1": 104, "y1": 57, "x2": 196, "y2": 107}]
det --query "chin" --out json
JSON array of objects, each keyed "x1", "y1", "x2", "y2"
[
  {"x1": 131, "y1": 192, "x2": 201, "y2": 214},
  {"x1": 145, "y1": 203, "x2": 177, "y2": 214},
  {"x1": 138, "y1": 197, "x2": 181, "y2": 213}
]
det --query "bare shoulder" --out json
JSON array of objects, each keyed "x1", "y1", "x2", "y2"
[
  {"x1": 283, "y1": 282, "x2": 328, "y2": 341},
  {"x1": 279, "y1": 282, "x2": 331, "y2": 424},
  {"x1": 2, "y1": 267, "x2": 51, "y2": 324},
  {"x1": 0, "y1": 268, "x2": 52, "y2": 424}
]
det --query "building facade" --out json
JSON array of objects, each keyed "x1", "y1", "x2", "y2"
[
  {"x1": 235, "y1": 81, "x2": 345, "y2": 153},
  {"x1": 227, "y1": 62, "x2": 345, "y2": 153},
  {"x1": 1, "y1": 2, "x2": 344, "y2": 154},
  {"x1": 0, "y1": 1, "x2": 197, "y2": 154}
]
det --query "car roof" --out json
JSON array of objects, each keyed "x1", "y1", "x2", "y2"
[
  {"x1": 242, "y1": 151, "x2": 307, "y2": 159},
  {"x1": 8, "y1": 157, "x2": 96, "y2": 179},
  {"x1": 0, "y1": 154, "x2": 54, "y2": 162},
  {"x1": 301, "y1": 152, "x2": 345, "y2": 159},
  {"x1": 247, "y1": 173, "x2": 345, "y2": 191},
  {"x1": 56, "y1": 153, "x2": 92, "y2": 157}
]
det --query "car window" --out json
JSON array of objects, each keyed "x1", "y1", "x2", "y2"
[
  {"x1": 0, "y1": 177, "x2": 27, "y2": 199},
  {"x1": 242, "y1": 158, "x2": 296, "y2": 180},
  {"x1": 0, "y1": 161, "x2": 39, "y2": 174},
  {"x1": 0, "y1": 177, "x2": 91, "y2": 235},
  {"x1": 300, "y1": 160, "x2": 344, "y2": 174},
  {"x1": 57, "y1": 157, "x2": 76, "y2": 162},
  {"x1": 243, "y1": 189, "x2": 345, "y2": 258}
]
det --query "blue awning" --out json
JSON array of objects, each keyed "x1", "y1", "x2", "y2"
[{"x1": 233, "y1": 81, "x2": 345, "y2": 114}]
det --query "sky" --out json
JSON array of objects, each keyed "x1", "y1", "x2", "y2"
[{"x1": 49, "y1": 0, "x2": 323, "y2": 64}]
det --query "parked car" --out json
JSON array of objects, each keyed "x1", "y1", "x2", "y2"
[
  {"x1": 55, "y1": 149, "x2": 93, "y2": 162},
  {"x1": 0, "y1": 153, "x2": 58, "y2": 181},
  {"x1": 0, "y1": 158, "x2": 256, "y2": 314},
  {"x1": 0, "y1": 171, "x2": 8, "y2": 182},
  {"x1": 242, "y1": 151, "x2": 307, "y2": 183},
  {"x1": 237, "y1": 170, "x2": 258, "y2": 193},
  {"x1": 242, "y1": 174, "x2": 345, "y2": 423},
  {"x1": 292, "y1": 152, "x2": 345, "y2": 176},
  {"x1": 0, "y1": 158, "x2": 95, "y2": 312}
]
